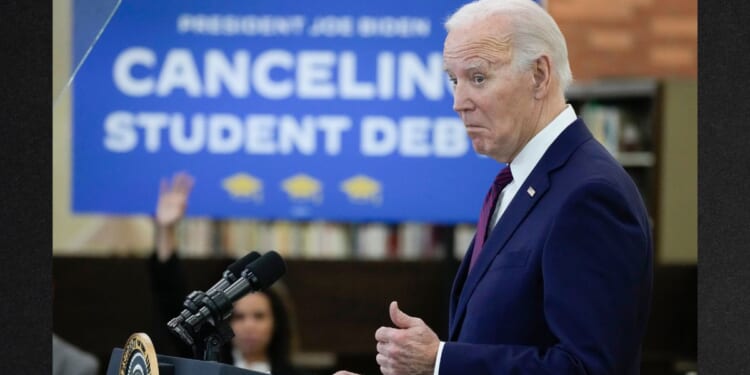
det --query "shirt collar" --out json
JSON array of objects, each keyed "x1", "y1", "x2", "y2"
[{"x1": 508, "y1": 104, "x2": 577, "y2": 185}]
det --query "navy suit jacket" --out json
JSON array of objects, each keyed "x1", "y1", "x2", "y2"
[{"x1": 440, "y1": 119, "x2": 653, "y2": 375}]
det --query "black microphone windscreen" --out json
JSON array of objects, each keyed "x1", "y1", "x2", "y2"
[
  {"x1": 246, "y1": 251, "x2": 287, "y2": 290},
  {"x1": 228, "y1": 251, "x2": 261, "y2": 277}
]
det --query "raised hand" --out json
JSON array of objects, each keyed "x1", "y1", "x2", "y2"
[
  {"x1": 155, "y1": 172, "x2": 194, "y2": 262},
  {"x1": 156, "y1": 171, "x2": 194, "y2": 228}
]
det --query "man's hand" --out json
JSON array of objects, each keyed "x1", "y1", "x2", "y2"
[{"x1": 374, "y1": 301, "x2": 440, "y2": 375}]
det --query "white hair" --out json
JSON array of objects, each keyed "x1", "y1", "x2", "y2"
[{"x1": 444, "y1": 0, "x2": 573, "y2": 95}]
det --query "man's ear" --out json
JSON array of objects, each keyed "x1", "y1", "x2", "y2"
[{"x1": 531, "y1": 55, "x2": 552, "y2": 99}]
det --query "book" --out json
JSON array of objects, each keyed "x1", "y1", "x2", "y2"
[
  {"x1": 301, "y1": 220, "x2": 325, "y2": 258},
  {"x1": 453, "y1": 224, "x2": 476, "y2": 260},
  {"x1": 223, "y1": 220, "x2": 261, "y2": 258},
  {"x1": 177, "y1": 217, "x2": 213, "y2": 258},
  {"x1": 355, "y1": 223, "x2": 389, "y2": 259},
  {"x1": 321, "y1": 222, "x2": 350, "y2": 259},
  {"x1": 397, "y1": 222, "x2": 433, "y2": 260},
  {"x1": 271, "y1": 220, "x2": 299, "y2": 258},
  {"x1": 581, "y1": 102, "x2": 621, "y2": 157}
]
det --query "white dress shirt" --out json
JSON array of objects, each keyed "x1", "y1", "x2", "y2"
[
  {"x1": 433, "y1": 104, "x2": 578, "y2": 375},
  {"x1": 233, "y1": 348, "x2": 272, "y2": 374}
]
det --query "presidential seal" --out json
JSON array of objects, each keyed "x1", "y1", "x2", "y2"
[{"x1": 119, "y1": 333, "x2": 159, "y2": 375}]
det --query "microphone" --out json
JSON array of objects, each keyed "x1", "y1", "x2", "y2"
[
  {"x1": 223, "y1": 250, "x2": 286, "y2": 301},
  {"x1": 167, "y1": 251, "x2": 260, "y2": 340},
  {"x1": 207, "y1": 251, "x2": 262, "y2": 294},
  {"x1": 183, "y1": 251, "x2": 287, "y2": 330}
]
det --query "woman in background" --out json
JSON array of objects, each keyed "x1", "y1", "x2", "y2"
[{"x1": 227, "y1": 285, "x2": 299, "y2": 374}]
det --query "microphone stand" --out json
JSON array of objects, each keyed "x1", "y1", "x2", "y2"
[
  {"x1": 171, "y1": 288, "x2": 237, "y2": 362},
  {"x1": 201, "y1": 320, "x2": 235, "y2": 362}
]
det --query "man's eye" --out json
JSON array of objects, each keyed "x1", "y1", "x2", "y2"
[
  {"x1": 473, "y1": 75, "x2": 485, "y2": 84},
  {"x1": 448, "y1": 77, "x2": 457, "y2": 86}
]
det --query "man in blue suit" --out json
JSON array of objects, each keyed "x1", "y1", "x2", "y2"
[{"x1": 336, "y1": 0, "x2": 653, "y2": 374}]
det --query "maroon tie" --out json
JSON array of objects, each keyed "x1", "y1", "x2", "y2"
[{"x1": 469, "y1": 166, "x2": 513, "y2": 271}]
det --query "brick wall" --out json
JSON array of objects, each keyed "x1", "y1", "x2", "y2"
[{"x1": 549, "y1": 0, "x2": 697, "y2": 81}]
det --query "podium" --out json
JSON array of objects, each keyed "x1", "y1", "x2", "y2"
[
  {"x1": 106, "y1": 347, "x2": 267, "y2": 375},
  {"x1": 106, "y1": 333, "x2": 266, "y2": 375}
]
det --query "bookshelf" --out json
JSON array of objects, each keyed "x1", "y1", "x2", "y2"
[{"x1": 566, "y1": 78, "x2": 662, "y2": 239}]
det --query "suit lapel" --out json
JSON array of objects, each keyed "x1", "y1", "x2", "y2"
[
  {"x1": 448, "y1": 119, "x2": 593, "y2": 340},
  {"x1": 449, "y1": 172, "x2": 550, "y2": 340}
]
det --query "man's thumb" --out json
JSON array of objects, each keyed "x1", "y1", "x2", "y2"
[{"x1": 389, "y1": 301, "x2": 420, "y2": 329}]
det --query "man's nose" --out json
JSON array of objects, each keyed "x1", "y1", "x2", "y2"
[{"x1": 452, "y1": 83, "x2": 474, "y2": 113}]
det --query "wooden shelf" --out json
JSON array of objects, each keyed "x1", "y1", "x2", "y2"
[
  {"x1": 566, "y1": 79, "x2": 658, "y2": 100},
  {"x1": 617, "y1": 151, "x2": 656, "y2": 167}
]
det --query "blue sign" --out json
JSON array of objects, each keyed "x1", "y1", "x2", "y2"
[{"x1": 73, "y1": 0, "x2": 541, "y2": 223}]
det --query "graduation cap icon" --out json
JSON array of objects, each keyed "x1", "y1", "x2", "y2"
[
  {"x1": 340, "y1": 174, "x2": 382, "y2": 205},
  {"x1": 222, "y1": 173, "x2": 264, "y2": 202},
  {"x1": 282, "y1": 173, "x2": 323, "y2": 204}
]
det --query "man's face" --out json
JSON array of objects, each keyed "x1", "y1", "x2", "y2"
[{"x1": 443, "y1": 17, "x2": 540, "y2": 163}]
